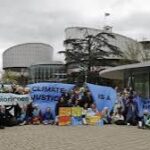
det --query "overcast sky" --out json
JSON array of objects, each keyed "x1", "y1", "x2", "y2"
[{"x1": 0, "y1": 0, "x2": 150, "y2": 69}]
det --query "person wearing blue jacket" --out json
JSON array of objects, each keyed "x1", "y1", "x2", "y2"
[{"x1": 43, "y1": 107, "x2": 54, "y2": 125}]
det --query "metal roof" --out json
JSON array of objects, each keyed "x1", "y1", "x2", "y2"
[{"x1": 100, "y1": 61, "x2": 150, "y2": 80}]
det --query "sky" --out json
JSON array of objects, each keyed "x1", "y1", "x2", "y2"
[{"x1": 0, "y1": 0, "x2": 150, "y2": 70}]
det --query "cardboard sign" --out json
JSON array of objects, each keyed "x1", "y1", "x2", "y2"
[
  {"x1": 59, "y1": 107, "x2": 71, "y2": 117},
  {"x1": 72, "y1": 107, "x2": 82, "y2": 117},
  {"x1": 59, "y1": 116, "x2": 71, "y2": 126},
  {"x1": 86, "y1": 116, "x2": 100, "y2": 125}
]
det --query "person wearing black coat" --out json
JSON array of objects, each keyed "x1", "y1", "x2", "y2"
[
  {"x1": 0, "y1": 106, "x2": 6, "y2": 129},
  {"x1": 55, "y1": 97, "x2": 67, "y2": 116},
  {"x1": 5, "y1": 105, "x2": 18, "y2": 127},
  {"x1": 25, "y1": 102, "x2": 34, "y2": 124}
]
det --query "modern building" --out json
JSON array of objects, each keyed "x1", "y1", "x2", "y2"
[
  {"x1": 2, "y1": 43, "x2": 66, "y2": 85},
  {"x1": 64, "y1": 26, "x2": 141, "y2": 74},
  {"x1": 29, "y1": 61, "x2": 67, "y2": 83},
  {"x1": 139, "y1": 41, "x2": 150, "y2": 60},
  {"x1": 100, "y1": 40, "x2": 150, "y2": 98},
  {"x1": 3, "y1": 43, "x2": 53, "y2": 73}
]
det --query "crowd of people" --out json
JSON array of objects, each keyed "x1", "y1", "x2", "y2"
[
  {"x1": 113, "y1": 87, "x2": 150, "y2": 128},
  {"x1": 0, "y1": 84, "x2": 150, "y2": 129}
]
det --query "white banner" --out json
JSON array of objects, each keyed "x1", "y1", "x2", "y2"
[{"x1": 0, "y1": 93, "x2": 32, "y2": 106}]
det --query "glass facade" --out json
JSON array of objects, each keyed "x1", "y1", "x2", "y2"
[
  {"x1": 125, "y1": 68, "x2": 150, "y2": 99},
  {"x1": 134, "y1": 73, "x2": 149, "y2": 98},
  {"x1": 29, "y1": 64, "x2": 67, "y2": 83}
]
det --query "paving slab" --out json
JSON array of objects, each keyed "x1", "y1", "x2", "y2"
[{"x1": 0, "y1": 125, "x2": 149, "y2": 150}]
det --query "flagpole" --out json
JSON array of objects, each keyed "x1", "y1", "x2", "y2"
[{"x1": 104, "y1": 12, "x2": 110, "y2": 27}]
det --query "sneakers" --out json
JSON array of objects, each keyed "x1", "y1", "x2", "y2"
[
  {"x1": 127, "y1": 123, "x2": 130, "y2": 126},
  {"x1": 19, "y1": 121, "x2": 26, "y2": 126}
]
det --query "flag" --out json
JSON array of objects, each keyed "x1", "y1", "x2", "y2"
[{"x1": 105, "y1": 13, "x2": 110, "y2": 16}]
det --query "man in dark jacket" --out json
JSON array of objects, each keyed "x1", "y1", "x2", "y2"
[
  {"x1": 0, "y1": 106, "x2": 6, "y2": 129},
  {"x1": 126, "y1": 96, "x2": 138, "y2": 126}
]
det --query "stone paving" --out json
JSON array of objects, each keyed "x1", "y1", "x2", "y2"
[{"x1": 0, "y1": 125, "x2": 150, "y2": 150}]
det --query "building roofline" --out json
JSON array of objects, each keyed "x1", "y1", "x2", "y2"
[
  {"x1": 139, "y1": 40, "x2": 150, "y2": 43},
  {"x1": 3, "y1": 43, "x2": 53, "y2": 56},
  {"x1": 30, "y1": 61, "x2": 64, "y2": 67},
  {"x1": 100, "y1": 61, "x2": 150, "y2": 79},
  {"x1": 65, "y1": 26, "x2": 137, "y2": 42}
]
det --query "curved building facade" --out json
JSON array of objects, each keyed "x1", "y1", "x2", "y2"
[
  {"x1": 64, "y1": 26, "x2": 141, "y2": 73},
  {"x1": 3, "y1": 43, "x2": 53, "y2": 69},
  {"x1": 65, "y1": 27, "x2": 139, "y2": 53},
  {"x1": 2, "y1": 43, "x2": 55, "y2": 85}
]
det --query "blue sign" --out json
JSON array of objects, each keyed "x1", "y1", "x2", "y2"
[
  {"x1": 87, "y1": 83, "x2": 116, "y2": 112},
  {"x1": 143, "y1": 100, "x2": 150, "y2": 112},
  {"x1": 135, "y1": 96, "x2": 150, "y2": 116},
  {"x1": 28, "y1": 82, "x2": 75, "y2": 116},
  {"x1": 134, "y1": 96, "x2": 144, "y2": 117}
]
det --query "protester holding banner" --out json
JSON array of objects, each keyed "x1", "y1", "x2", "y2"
[{"x1": 1, "y1": 81, "x2": 150, "y2": 130}]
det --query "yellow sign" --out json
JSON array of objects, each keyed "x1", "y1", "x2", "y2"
[
  {"x1": 72, "y1": 107, "x2": 82, "y2": 117},
  {"x1": 59, "y1": 107, "x2": 71, "y2": 117},
  {"x1": 86, "y1": 116, "x2": 100, "y2": 125}
]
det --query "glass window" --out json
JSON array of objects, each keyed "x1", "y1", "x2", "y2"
[{"x1": 134, "y1": 73, "x2": 149, "y2": 98}]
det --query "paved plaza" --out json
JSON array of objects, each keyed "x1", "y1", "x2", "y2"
[{"x1": 0, "y1": 125, "x2": 150, "y2": 150}]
